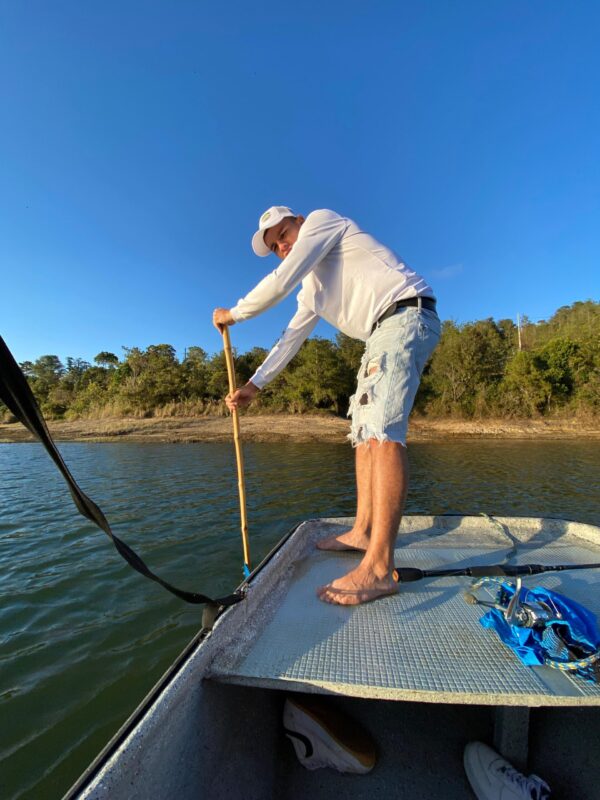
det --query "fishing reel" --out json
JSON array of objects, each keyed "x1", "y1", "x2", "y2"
[
  {"x1": 464, "y1": 575, "x2": 600, "y2": 683},
  {"x1": 464, "y1": 576, "x2": 561, "y2": 629}
]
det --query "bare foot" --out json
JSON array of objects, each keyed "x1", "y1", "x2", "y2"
[
  {"x1": 316, "y1": 528, "x2": 371, "y2": 552},
  {"x1": 316, "y1": 563, "x2": 398, "y2": 606}
]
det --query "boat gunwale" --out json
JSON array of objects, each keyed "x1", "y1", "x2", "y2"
[{"x1": 62, "y1": 520, "x2": 304, "y2": 800}]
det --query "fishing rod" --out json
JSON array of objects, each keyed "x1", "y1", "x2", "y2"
[{"x1": 392, "y1": 561, "x2": 600, "y2": 584}]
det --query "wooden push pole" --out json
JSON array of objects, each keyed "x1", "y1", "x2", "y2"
[{"x1": 222, "y1": 326, "x2": 251, "y2": 575}]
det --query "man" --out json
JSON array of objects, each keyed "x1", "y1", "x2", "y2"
[{"x1": 213, "y1": 206, "x2": 440, "y2": 605}]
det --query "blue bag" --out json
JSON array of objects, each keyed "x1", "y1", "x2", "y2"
[{"x1": 478, "y1": 580, "x2": 600, "y2": 683}]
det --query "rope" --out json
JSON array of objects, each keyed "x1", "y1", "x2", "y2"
[{"x1": 478, "y1": 512, "x2": 519, "y2": 559}]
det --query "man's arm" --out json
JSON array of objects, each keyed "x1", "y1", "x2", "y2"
[
  {"x1": 230, "y1": 211, "x2": 347, "y2": 323},
  {"x1": 225, "y1": 302, "x2": 319, "y2": 410},
  {"x1": 250, "y1": 302, "x2": 319, "y2": 388}
]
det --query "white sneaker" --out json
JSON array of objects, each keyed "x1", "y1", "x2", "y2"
[{"x1": 464, "y1": 742, "x2": 551, "y2": 799}]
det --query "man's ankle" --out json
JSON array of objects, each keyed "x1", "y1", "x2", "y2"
[
  {"x1": 359, "y1": 554, "x2": 394, "y2": 580},
  {"x1": 352, "y1": 519, "x2": 371, "y2": 533}
]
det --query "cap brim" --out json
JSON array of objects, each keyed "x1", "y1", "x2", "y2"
[{"x1": 252, "y1": 229, "x2": 271, "y2": 257}]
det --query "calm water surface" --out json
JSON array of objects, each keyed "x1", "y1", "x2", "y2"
[{"x1": 1, "y1": 440, "x2": 600, "y2": 799}]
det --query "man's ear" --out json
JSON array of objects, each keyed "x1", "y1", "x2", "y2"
[{"x1": 297, "y1": 215, "x2": 305, "y2": 226}]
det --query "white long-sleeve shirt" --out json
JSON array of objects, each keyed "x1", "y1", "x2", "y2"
[{"x1": 230, "y1": 209, "x2": 434, "y2": 389}]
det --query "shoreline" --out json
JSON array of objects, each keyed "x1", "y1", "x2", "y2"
[{"x1": 1, "y1": 414, "x2": 599, "y2": 444}]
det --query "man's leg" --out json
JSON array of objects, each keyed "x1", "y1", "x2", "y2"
[
  {"x1": 317, "y1": 438, "x2": 407, "y2": 605},
  {"x1": 316, "y1": 443, "x2": 373, "y2": 551},
  {"x1": 365, "y1": 439, "x2": 408, "y2": 566},
  {"x1": 316, "y1": 306, "x2": 440, "y2": 605}
]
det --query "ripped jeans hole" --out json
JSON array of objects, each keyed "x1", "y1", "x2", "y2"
[
  {"x1": 364, "y1": 355, "x2": 384, "y2": 378},
  {"x1": 356, "y1": 355, "x2": 386, "y2": 407}
]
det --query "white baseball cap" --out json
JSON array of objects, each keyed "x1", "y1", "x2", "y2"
[{"x1": 251, "y1": 205, "x2": 296, "y2": 256}]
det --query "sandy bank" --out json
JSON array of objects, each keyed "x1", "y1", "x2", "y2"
[{"x1": 1, "y1": 414, "x2": 599, "y2": 444}]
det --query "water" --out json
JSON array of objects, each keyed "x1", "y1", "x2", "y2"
[{"x1": 1, "y1": 440, "x2": 599, "y2": 799}]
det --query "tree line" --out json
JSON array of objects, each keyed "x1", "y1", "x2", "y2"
[{"x1": 3, "y1": 300, "x2": 598, "y2": 422}]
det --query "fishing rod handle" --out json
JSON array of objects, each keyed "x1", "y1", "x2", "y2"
[
  {"x1": 392, "y1": 567, "x2": 425, "y2": 583},
  {"x1": 393, "y1": 565, "x2": 511, "y2": 582}
]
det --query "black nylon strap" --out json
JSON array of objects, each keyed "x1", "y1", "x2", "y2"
[{"x1": 0, "y1": 335, "x2": 243, "y2": 608}]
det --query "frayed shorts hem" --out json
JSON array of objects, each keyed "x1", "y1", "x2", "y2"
[{"x1": 346, "y1": 427, "x2": 407, "y2": 448}]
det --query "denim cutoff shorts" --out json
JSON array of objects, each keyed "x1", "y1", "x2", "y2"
[{"x1": 347, "y1": 306, "x2": 441, "y2": 447}]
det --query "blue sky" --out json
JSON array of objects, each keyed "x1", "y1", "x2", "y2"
[{"x1": 1, "y1": 1, "x2": 599, "y2": 365}]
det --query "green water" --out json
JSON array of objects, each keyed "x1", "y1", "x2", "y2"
[{"x1": 1, "y1": 440, "x2": 599, "y2": 799}]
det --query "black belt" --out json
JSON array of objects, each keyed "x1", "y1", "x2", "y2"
[{"x1": 372, "y1": 296, "x2": 437, "y2": 333}]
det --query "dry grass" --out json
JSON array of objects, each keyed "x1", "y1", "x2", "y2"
[
  {"x1": 151, "y1": 400, "x2": 227, "y2": 418},
  {"x1": 1, "y1": 413, "x2": 599, "y2": 444}
]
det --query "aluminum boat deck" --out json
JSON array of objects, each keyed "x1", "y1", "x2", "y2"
[
  {"x1": 68, "y1": 517, "x2": 600, "y2": 800},
  {"x1": 208, "y1": 516, "x2": 600, "y2": 706}
]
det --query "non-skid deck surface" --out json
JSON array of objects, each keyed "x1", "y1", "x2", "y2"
[{"x1": 209, "y1": 519, "x2": 600, "y2": 706}]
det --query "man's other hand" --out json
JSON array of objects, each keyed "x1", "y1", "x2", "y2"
[
  {"x1": 226, "y1": 381, "x2": 259, "y2": 412},
  {"x1": 213, "y1": 308, "x2": 235, "y2": 333}
]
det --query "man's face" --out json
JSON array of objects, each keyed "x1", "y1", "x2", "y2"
[{"x1": 263, "y1": 215, "x2": 305, "y2": 259}]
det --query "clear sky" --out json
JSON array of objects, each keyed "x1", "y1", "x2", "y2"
[{"x1": 1, "y1": 1, "x2": 599, "y2": 365}]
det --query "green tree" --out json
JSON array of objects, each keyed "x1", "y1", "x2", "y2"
[
  {"x1": 536, "y1": 338, "x2": 578, "y2": 407},
  {"x1": 498, "y1": 351, "x2": 552, "y2": 416},
  {"x1": 63, "y1": 358, "x2": 91, "y2": 394},
  {"x1": 182, "y1": 346, "x2": 210, "y2": 399},
  {"x1": 94, "y1": 351, "x2": 119, "y2": 369},
  {"x1": 423, "y1": 322, "x2": 472, "y2": 415},
  {"x1": 68, "y1": 380, "x2": 109, "y2": 416},
  {"x1": 423, "y1": 319, "x2": 515, "y2": 416},
  {"x1": 206, "y1": 351, "x2": 230, "y2": 401},
  {"x1": 27, "y1": 355, "x2": 65, "y2": 414},
  {"x1": 236, "y1": 346, "x2": 269, "y2": 384},
  {"x1": 139, "y1": 344, "x2": 182, "y2": 408},
  {"x1": 115, "y1": 345, "x2": 182, "y2": 411},
  {"x1": 281, "y1": 338, "x2": 347, "y2": 412},
  {"x1": 335, "y1": 333, "x2": 364, "y2": 375},
  {"x1": 32, "y1": 355, "x2": 64, "y2": 383},
  {"x1": 335, "y1": 333, "x2": 364, "y2": 406},
  {"x1": 19, "y1": 360, "x2": 35, "y2": 377}
]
